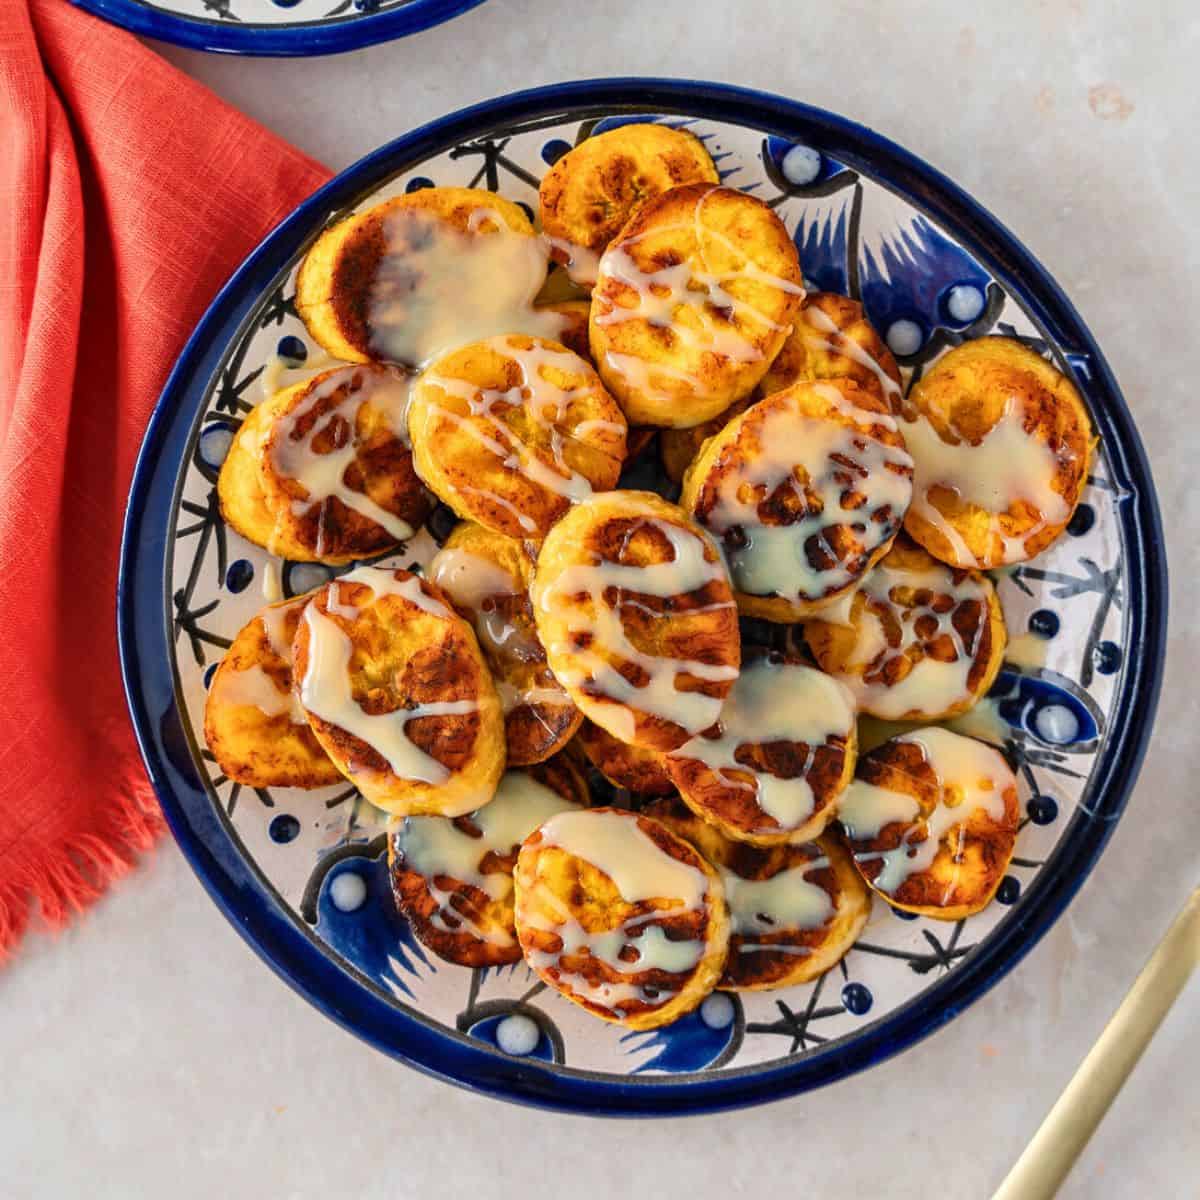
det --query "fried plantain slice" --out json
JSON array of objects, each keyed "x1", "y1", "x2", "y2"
[
  {"x1": 217, "y1": 389, "x2": 293, "y2": 552},
  {"x1": 657, "y1": 294, "x2": 902, "y2": 482},
  {"x1": 681, "y1": 378, "x2": 914, "y2": 621},
  {"x1": 408, "y1": 335, "x2": 628, "y2": 539},
  {"x1": 514, "y1": 807, "x2": 729, "y2": 1030},
  {"x1": 666, "y1": 654, "x2": 857, "y2": 845},
  {"x1": 531, "y1": 490, "x2": 741, "y2": 752},
  {"x1": 589, "y1": 183, "x2": 804, "y2": 428},
  {"x1": 838, "y1": 727, "x2": 1020, "y2": 920},
  {"x1": 576, "y1": 719, "x2": 674, "y2": 796},
  {"x1": 249, "y1": 364, "x2": 431, "y2": 563},
  {"x1": 204, "y1": 595, "x2": 341, "y2": 789},
  {"x1": 536, "y1": 300, "x2": 593, "y2": 362},
  {"x1": 660, "y1": 291, "x2": 901, "y2": 484},
  {"x1": 430, "y1": 522, "x2": 581, "y2": 765},
  {"x1": 539, "y1": 123, "x2": 719, "y2": 286},
  {"x1": 900, "y1": 337, "x2": 1093, "y2": 569},
  {"x1": 291, "y1": 566, "x2": 504, "y2": 816},
  {"x1": 388, "y1": 758, "x2": 588, "y2": 967},
  {"x1": 805, "y1": 534, "x2": 1007, "y2": 721},
  {"x1": 658, "y1": 394, "x2": 755, "y2": 485},
  {"x1": 644, "y1": 797, "x2": 870, "y2": 991},
  {"x1": 295, "y1": 185, "x2": 562, "y2": 367},
  {"x1": 757, "y1": 291, "x2": 903, "y2": 408}
]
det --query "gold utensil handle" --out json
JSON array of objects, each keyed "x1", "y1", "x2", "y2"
[{"x1": 993, "y1": 885, "x2": 1200, "y2": 1200}]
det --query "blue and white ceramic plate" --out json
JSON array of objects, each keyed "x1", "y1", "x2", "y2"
[
  {"x1": 119, "y1": 80, "x2": 1167, "y2": 1115},
  {"x1": 72, "y1": 0, "x2": 485, "y2": 56}
]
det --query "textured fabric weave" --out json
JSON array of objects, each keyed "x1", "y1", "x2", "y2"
[{"x1": 0, "y1": 0, "x2": 330, "y2": 959}]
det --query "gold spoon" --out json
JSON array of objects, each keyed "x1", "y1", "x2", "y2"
[{"x1": 993, "y1": 884, "x2": 1200, "y2": 1199}]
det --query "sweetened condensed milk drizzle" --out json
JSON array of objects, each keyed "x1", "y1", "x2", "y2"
[{"x1": 723, "y1": 857, "x2": 833, "y2": 945}]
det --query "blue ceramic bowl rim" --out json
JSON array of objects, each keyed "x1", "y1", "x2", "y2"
[
  {"x1": 117, "y1": 78, "x2": 1168, "y2": 1116},
  {"x1": 69, "y1": 0, "x2": 486, "y2": 57}
]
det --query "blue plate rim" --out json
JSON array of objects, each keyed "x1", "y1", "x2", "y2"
[
  {"x1": 69, "y1": 0, "x2": 487, "y2": 57},
  {"x1": 117, "y1": 77, "x2": 1169, "y2": 1116}
]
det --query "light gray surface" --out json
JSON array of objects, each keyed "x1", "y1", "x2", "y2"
[{"x1": 7, "y1": 2, "x2": 1198, "y2": 1196}]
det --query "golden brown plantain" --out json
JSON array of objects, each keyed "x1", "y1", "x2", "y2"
[
  {"x1": 539, "y1": 124, "x2": 719, "y2": 285},
  {"x1": 659, "y1": 291, "x2": 900, "y2": 484},
  {"x1": 645, "y1": 797, "x2": 870, "y2": 991},
  {"x1": 291, "y1": 566, "x2": 504, "y2": 816},
  {"x1": 514, "y1": 807, "x2": 729, "y2": 1030},
  {"x1": 408, "y1": 335, "x2": 628, "y2": 539},
  {"x1": 217, "y1": 390, "x2": 293, "y2": 553},
  {"x1": 430, "y1": 521, "x2": 581, "y2": 766},
  {"x1": 531, "y1": 490, "x2": 741, "y2": 752},
  {"x1": 900, "y1": 337, "x2": 1093, "y2": 569},
  {"x1": 589, "y1": 183, "x2": 804, "y2": 428},
  {"x1": 805, "y1": 533, "x2": 1007, "y2": 721},
  {"x1": 295, "y1": 186, "x2": 558, "y2": 367},
  {"x1": 666, "y1": 653, "x2": 857, "y2": 846},
  {"x1": 252, "y1": 364, "x2": 429, "y2": 563},
  {"x1": 388, "y1": 757, "x2": 588, "y2": 968},
  {"x1": 757, "y1": 291, "x2": 902, "y2": 407},
  {"x1": 838, "y1": 727, "x2": 1020, "y2": 920},
  {"x1": 658, "y1": 394, "x2": 755, "y2": 484},
  {"x1": 204, "y1": 595, "x2": 341, "y2": 789},
  {"x1": 681, "y1": 378, "x2": 914, "y2": 621},
  {"x1": 576, "y1": 719, "x2": 674, "y2": 796}
]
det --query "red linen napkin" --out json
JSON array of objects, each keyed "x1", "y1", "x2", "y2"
[{"x1": 0, "y1": 0, "x2": 331, "y2": 959}]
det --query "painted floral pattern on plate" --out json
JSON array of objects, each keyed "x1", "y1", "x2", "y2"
[{"x1": 167, "y1": 113, "x2": 1125, "y2": 1078}]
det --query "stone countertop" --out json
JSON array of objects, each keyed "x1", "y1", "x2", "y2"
[{"x1": 6, "y1": 2, "x2": 1197, "y2": 1196}]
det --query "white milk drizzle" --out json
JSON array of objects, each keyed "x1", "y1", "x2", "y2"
[
  {"x1": 219, "y1": 663, "x2": 304, "y2": 722},
  {"x1": 537, "y1": 518, "x2": 738, "y2": 740},
  {"x1": 430, "y1": 546, "x2": 567, "y2": 716},
  {"x1": 219, "y1": 600, "x2": 306, "y2": 724},
  {"x1": 260, "y1": 559, "x2": 283, "y2": 603},
  {"x1": 260, "y1": 347, "x2": 344, "y2": 400},
  {"x1": 430, "y1": 546, "x2": 521, "y2": 611},
  {"x1": 397, "y1": 772, "x2": 577, "y2": 947},
  {"x1": 840, "y1": 728, "x2": 1009, "y2": 895},
  {"x1": 703, "y1": 384, "x2": 913, "y2": 601},
  {"x1": 540, "y1": 234, "x2": 603, "y2": 288},
  {"x1": 670, "y1": 659, "x2": 855, "y2": 831},
  {"x1": 330, "y1": 566, "x2": 453, "y2": 620},
  {"x1": 524, "y1": 810, "x2": 711, "y2": 1011}
]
